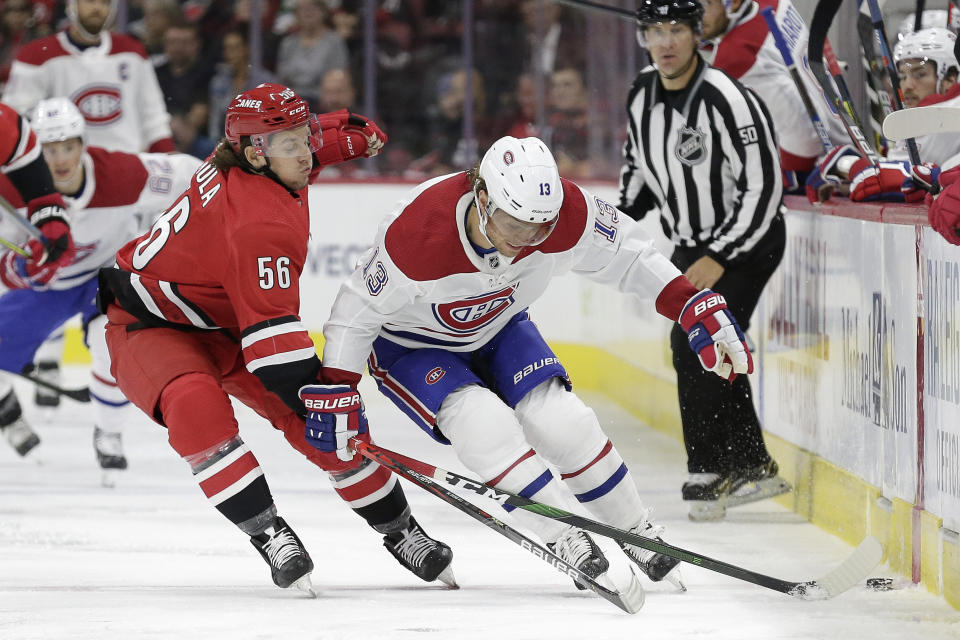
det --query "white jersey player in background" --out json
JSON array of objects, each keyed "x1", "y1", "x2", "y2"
[
  {"x1": 307, "y1": 136, "x2": 756, "y2": 599},
  {"x1": 0, "y1": 98, "x2": 199, "y2": 485},
  {"x1": 806, "y1": 27, "x2": 960, "y2": 204},
  {"x1": 2, "y1": 0, "x2": 177, "y2": 407},
  {"x1": 698, "y1": 0, "x2": 847, "y2": 191},
  {"x1": 2, "y1": 0, "x2": 175, "y2": 154}
]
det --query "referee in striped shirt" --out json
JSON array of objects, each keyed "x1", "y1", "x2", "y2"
[{"x1": 620, "y1": 0, "x2": 788, "y2": 520}]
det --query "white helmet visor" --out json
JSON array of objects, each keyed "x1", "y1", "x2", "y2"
[
  {"x1": 250, "y1": 115, "x2": 322, "y2": 158},
  {"x1": 486, "y1": 206, "x2": 557, "y2": 248}
]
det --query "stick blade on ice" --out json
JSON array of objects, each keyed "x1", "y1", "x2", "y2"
[
  {"x1": 790, "y1": 536, "x2": 884, "y2": 600},
  {"x1": 883, "y1": 106, "x2": 960, "y2": 141}
]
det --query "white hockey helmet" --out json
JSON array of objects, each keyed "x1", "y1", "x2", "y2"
[
  {"x1": 894, "y1": 27, "x2": 959, "y2": 91},
  {"x1": 479, "y1": 136, "x2": 563, "y2": 223},
  {"x1": 896, "y1": 10, "x2": 950, "y2": 41},
  {"x1": 31, "y1": 98, "x2": 86, "y2": 144}
]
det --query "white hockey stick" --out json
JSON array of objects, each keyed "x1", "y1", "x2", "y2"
[{"x1": 883, "y1": 105, "x2": 960, "y2": 141}]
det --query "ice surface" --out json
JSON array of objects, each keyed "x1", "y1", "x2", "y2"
[{"x1": 1, "y1": 370, "x2": 958, "y2": 639}]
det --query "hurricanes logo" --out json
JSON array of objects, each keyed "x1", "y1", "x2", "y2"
[
  {"x1": 675, "y1": 124, "x2": 706, "y2": 166},
  {"x1": 72, "y1": 85, "x2": 122, "y2": 125},
  {"x1": 432, "y1": 285, "x2": 518, "y2": 334}
]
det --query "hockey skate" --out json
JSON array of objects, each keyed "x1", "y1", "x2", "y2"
[
  {"x1": 684, "y1": 460, "x2": 791, "y2": 521},
  {"x1": 383, "y1": 517, "x2": 457, "y2": 588},
  {"x1": 33, "y1": 361, "x2": 61, "y2": 408},
  {"x1": 547, "y1": 527, "x2": 610, "y2": 591},
  {"x1": 0, "y1": 392, "x2": 40, "y2": 457},
  {"x1": 619, "y1": 516, "x2": 685, "y2": 591},
  {"x1": 93, "y1": 426, "x2": 128, "y2": 488},
  {"x1": 726, "y1": 459, "x2": 792, "y2": 509},
  {"x1": 250, "y1": 517, "x2": 316, "y2": 596}
]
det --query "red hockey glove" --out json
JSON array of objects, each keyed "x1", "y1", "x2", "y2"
[
  {"x1": 848, "y1": 158, "x2": 938, "y2": 203},
  {"x1": 927, "y1": 177, "x2": 960, "y2": 245},
  {"x1": 312, "y1": 109, "x2": 387, "y2": 168},
  {"x1": 300, "y1": 384, "x2": 371, "y2": 472},
  {"x1": 679, "y1": 289, "x2": 753, "y2": 382},
  {"x1": 805, "y1": 144, "x2": 862, "y2": 203},
  {"x1": 0, "y1": 200, "x2": 74, "y2": 290}
]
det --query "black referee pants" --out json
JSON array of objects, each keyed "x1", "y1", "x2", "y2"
[{"x1": 668, "y1": 215, "x2": 786, "y2": 475}]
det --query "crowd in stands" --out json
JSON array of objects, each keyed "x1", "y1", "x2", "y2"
[{"x1": 0, "y1": 0, "x2": 600, "y2": 178}]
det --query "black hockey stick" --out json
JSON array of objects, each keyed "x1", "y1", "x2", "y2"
[
  {"x1": 760, "y1": 7, "x2": 833, "y2": 152},
  {"x1": 809, "y1": 0, "x2": 881, "y2": 162},
  {"x1": 355, "y1": 439, "x2": 884, "y2": 601},
  {"x1": 863, "y1": 0, "x2": 928, "y2": 172},
  {"x1": 15, "y1": 368, "x2": 90, "y2": 403},
  {"x1": 856, "y1": 11, "x2": 894, "y2": 154},
  {"x1": 353, "y1": 438, "x2": 645, "y2": 614},
  {"x1": 550, "y1": 0, "x2": 634, "y2": 20}
]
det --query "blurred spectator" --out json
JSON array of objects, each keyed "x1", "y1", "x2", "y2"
[
  {"x1": 207, "y1": 28, "x2": 276, "y2": 139},
  {"x1": 170, "y1": 109, "x2": 216, "y2": 159},
  {"x1": 413, "y1": 67, "x2": 486, "y2": 177},
  {"x1": 491, "y1": 72, "x2": 539, "y2": 140},
  {"x1": 276, "y1": 0, "x2": 347, "y2": 105},
  {"x1": 130, "y1": 0, "x2": 183, "y2": 63},
  {"x1": 518, "y1": 0, "x2": 585, "y2": 77},
  {"x1": 0, "y1": 0, "x2": 47, "y2": 88},
  {"x1": 546, "y1": 66, "x2": 591, "y2": 179},
  {"x1": 155, "y1": 20, "x2": 214, "y2": 142},
  {"x1": 318, "y1": 68, "x2": 356, "y2": 113},
  {"x1": 230, "y1": 0, "x2": 282, "y2": 69}
]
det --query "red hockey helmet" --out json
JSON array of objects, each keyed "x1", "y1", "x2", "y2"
[{"x1": 224, "y1": 83, "x2": 320, "y2": 158}]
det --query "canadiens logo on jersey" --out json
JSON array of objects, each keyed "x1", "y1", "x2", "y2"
[
  {"x1": 432, "y1": 285, "x2": 518, "y2": 334},
  {"x1": 675, "y1": 124, "x2": 706, "y2": 166},
  {"x1": 72, "y1": 85, "x2": 123, "y2": 125}
]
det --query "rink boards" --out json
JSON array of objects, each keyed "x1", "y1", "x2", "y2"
[{"x1": 57, "y1": 181, "x2": 959, "y2": 609}]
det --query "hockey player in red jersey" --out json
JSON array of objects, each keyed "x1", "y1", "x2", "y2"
[
  {"x1": 0, "y1": 97, "x2": 200, "y2": 485},
  {"x1": 0, "y1": 100, "x2": 74, "y2": 457},
  {"x1": 98, "y1": 83, "x2": 454, "y2": 594}
]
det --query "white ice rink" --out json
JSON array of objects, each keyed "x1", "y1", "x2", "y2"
[{"x1": 2, "y1": 369, "x2": 958, "y2": 640}]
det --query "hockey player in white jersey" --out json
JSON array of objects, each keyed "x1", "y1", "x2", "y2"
[
  {"x1": 806, "y1": 28, "x2": 960, "y2": 203},
  {"x1": 0, "y1": 98, "x2": 199, "y2": 484},
  {"x1": 309, "y1": 136, "x2": 756, "y2": 597},
  {"x1": 699, "y1": 0, "x2": 847, "y2": 191},
  {"x1": 2, "y1": 0, "x2": 175, "y2": 154}
]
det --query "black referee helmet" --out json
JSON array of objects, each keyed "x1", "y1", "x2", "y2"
[{"x1": 635, "y1": 0, "x2": 704, "y2": 30}]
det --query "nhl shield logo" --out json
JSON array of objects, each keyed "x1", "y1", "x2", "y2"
[{"x1": 675, "y1": 125, "x2": 706, "y2": 166}]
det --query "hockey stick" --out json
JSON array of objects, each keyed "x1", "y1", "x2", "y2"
[
  {"x1": 0, "y1": 193, "x2": 44, "y2": 241},
  {"x1": 0, "y1": 235, "x2": 31, "y2": 257},
  {"x1": 809, "y1": 0, "x2": 881, "y2": 162},
  {"x1": 863, "y1": 0, "x2": 934, "y2": 187},
  {"x1": 856, "y1": 11, "x2": 894, "y2": 153},
  {"x1": 883, "y1": 104, "x2": 960, "y2": 140},
  {"x1": 353, "y1": 439, "x2": 645, "y2": 614},
  {"x1": 550, "y1": 0, "x2": 633, "y2": 20},
  {"x1": 14, "y1": 367, "x2": 90, "y2": 402},
  {"x1": 354, "y1": 439, "x2": 884, "y2": 601},
  {"x1": 760, "y1": 7, "x2": 833, "y2": 152}
]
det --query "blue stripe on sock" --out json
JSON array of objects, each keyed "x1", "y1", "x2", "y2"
[
  {"x1": 574, "y1": 463, "x2": 628, "y2": 503},
  {"x1": 503, "y1": 469, "x2": 554, "y2": 513},
  {"x1": 89, "y1": 392, "x2": 130, "y2": 408}
]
